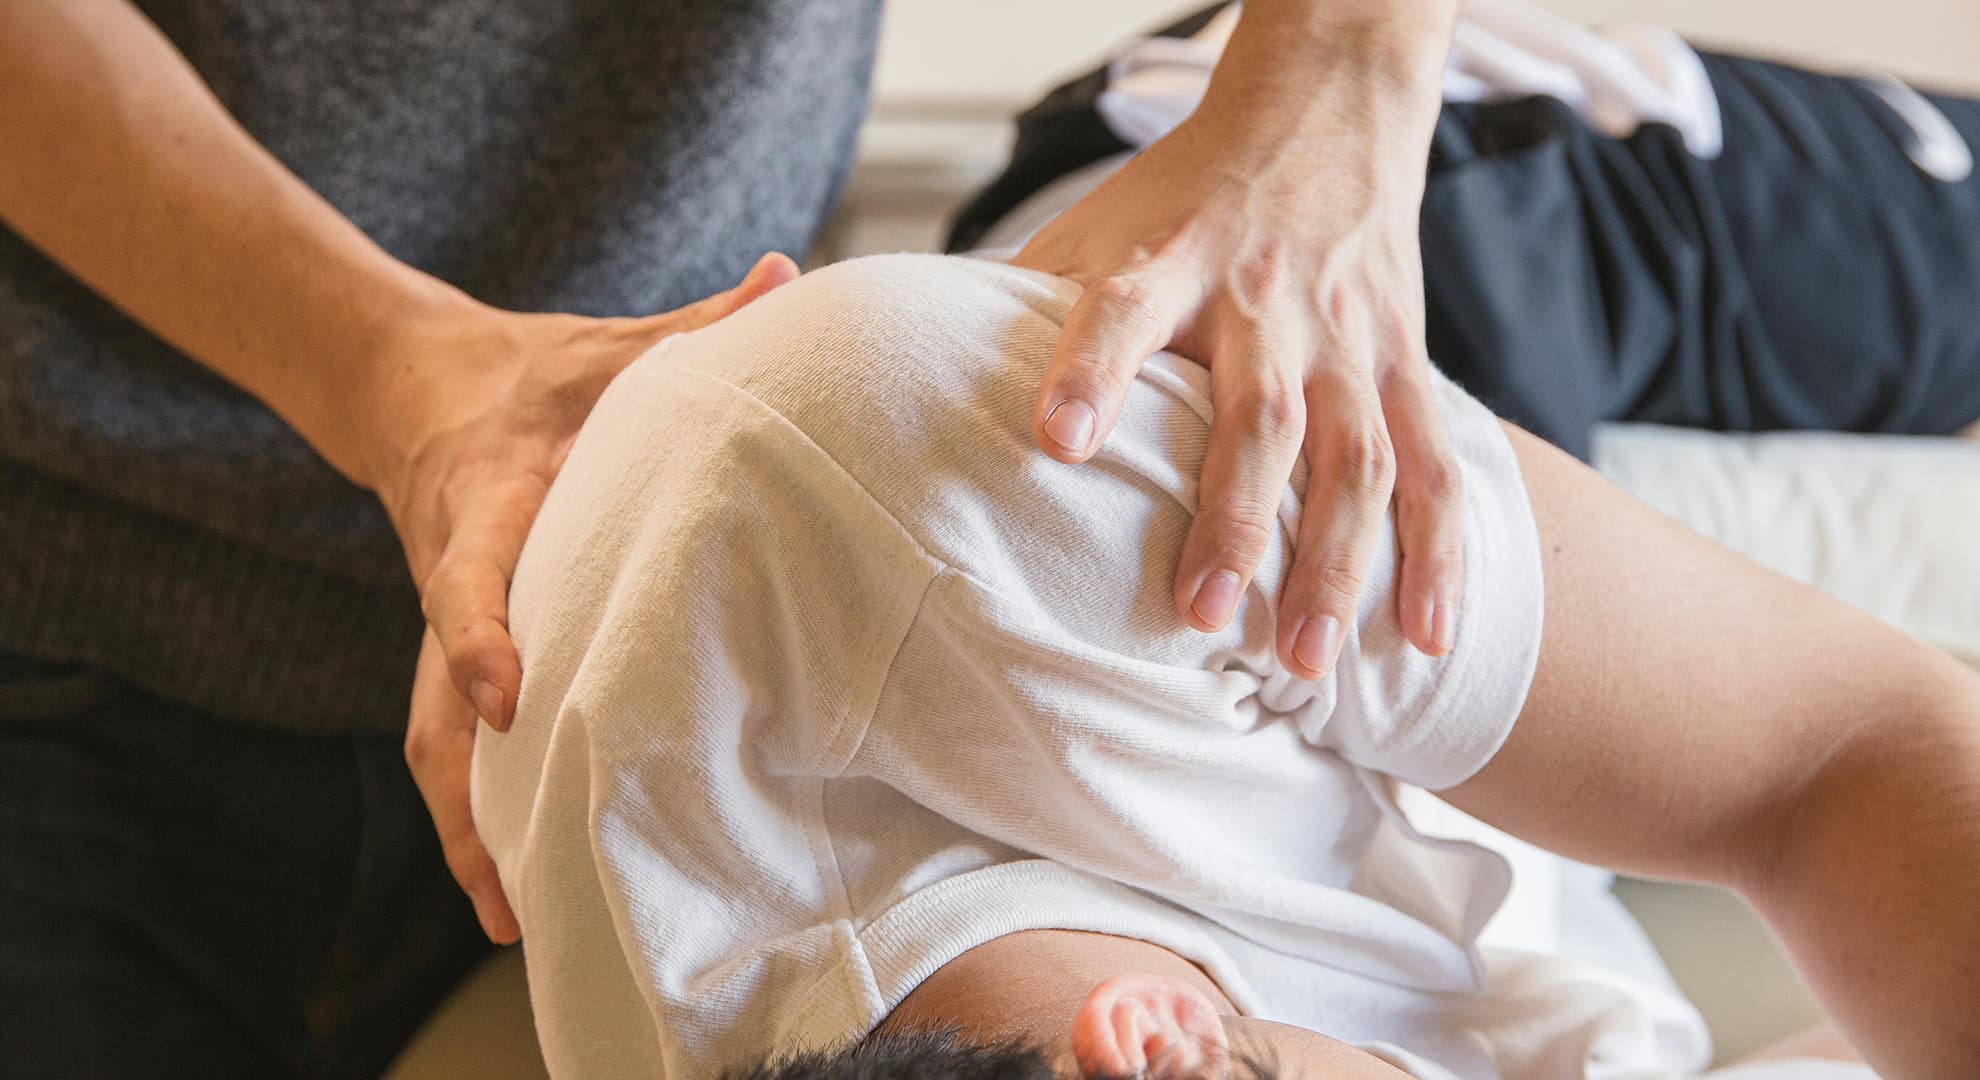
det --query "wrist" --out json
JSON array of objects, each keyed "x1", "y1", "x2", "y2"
[
  {"x1": 1225, "y1": 0, "x2": 1458, "y2": 80},
  {"x1": 310, "y1": 273, "x2": 505, "y2": 493},
  {"x1": 1197, "y1": 3, "x2": 1452, "y2": 171}
]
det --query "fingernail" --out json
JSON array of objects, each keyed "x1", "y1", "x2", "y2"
[
  {"x1": 469, "y1": 678, "x2": 504, "y2": 727},
  {"x1": 1043, "y1": 399, "x2": 1097, "y2": 454},
  {"x1": 1432, "y1": 595, "x2": 1456, "y2": 653},
  {"x1": 1415, "y1": 593, "x2": 1440, "y2": 651},
  {"x1": 1190, "y1": 570, "x2": 1242, "y2": 629},
  {"x1": 1294, "y1": 615, "x2": 1344, "y2": 676}
]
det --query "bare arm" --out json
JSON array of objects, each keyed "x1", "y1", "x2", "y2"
[
  {"x1": 1444, "y1": 424, "x2": 1980, "y2": 1078},
  {"x1": 0, "y1": 0, "x2": 472, "y2": 481}
]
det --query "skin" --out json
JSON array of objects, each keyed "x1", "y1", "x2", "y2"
[
  {"x1": 1015, "y1": 0, "x2": 1466, "y2": 680},
  {"x1": 0, "y1": 0, "x2": 1466, "y2": 943},
  {"x1": 888, "y1": 422, "x2": 1980, "y2": 1078}
]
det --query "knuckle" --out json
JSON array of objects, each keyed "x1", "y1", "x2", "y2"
[
  {"x1": 404, "y1": 728, "x2": 432, "y2": 769},
  {"x1": 424, "y1": 590, "x2": 505, "y2": 659},
  {"x1": 1204, "y1": 501, "x2": 1281, "y2": 564},
  {"x1": 1337, "y1": 428, "x2": 1396, "y2": 492},
  {"x1": 1406, "y1": 530, "x2": 1466, "y2": 576},
  {"x1": 1086, "y1": 275, "x2": 1164, "y2": 339},
  {"x1": 417, "y1": 571, "x2": 446, "y2": 624},
  {"x1": 1322, "y1": 280, "x2": 1357, "y2": 330},
  {"x1": 1057, "y1": 353, "x2": 1129, "y2": 404},
  {"x1": 1229, "y1": 375, "x2": 1306, "y2": 446},
  {"x1": 1312, "y1": 553, "x2": 1371, "y2": 610},
  {"x1": 453, "y1": 616, "x2": 505, "y2": 659},
  {"x1": 419, "y1": 557, "x2": 475, "y2": 622},
  {"x1": 1234, "y1": 245, "x2": 1293, "y2": 301},
  {"x1": 1413, "y1": 460, "x2": 1463, "y2": 505},
  {"x1": 1417, "y1": 545, "x2": 1466, "y2": 583},
  {"x1": 1304, "y1": 364, "x2": 1361, "y2": 403}
]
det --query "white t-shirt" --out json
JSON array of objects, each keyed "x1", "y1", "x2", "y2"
[{"x1": 472, "y1": 254, "x2": 1713, "y2": 1079}]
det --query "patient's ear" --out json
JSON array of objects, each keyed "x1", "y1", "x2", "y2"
[{"x1": 1071, "y1": 972, "x2": 1229, "y2": 1079}]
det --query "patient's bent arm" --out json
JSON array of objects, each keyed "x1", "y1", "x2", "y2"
[{"x1": 1442, "y1": 424, "x2": 1980, "y2": 1078}]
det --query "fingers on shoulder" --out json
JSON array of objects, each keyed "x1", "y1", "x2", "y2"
[
  {"x1": 1284, "y1": 367, "x2": 1528, "y2": 679},
  {"x1": 1035, "y1": 273, "x2": 1191, "y2": 461},
  {"x1": 1383, "y1": 365, "x2": 1468, "y2": 654},
  {"x1": 1271, "y1": 378, "x2": 1395, "y2": 677}
]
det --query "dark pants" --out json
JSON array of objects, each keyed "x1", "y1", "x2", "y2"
[
  {"x1": 1421, "y1": 54, "x2": 1980, "y2": 456},
  {"x1": 0, "y1": 653, "x2": 491, "y2": 1079}
]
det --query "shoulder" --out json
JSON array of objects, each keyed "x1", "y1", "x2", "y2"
[{"x1": 663, "y1": 254, "x2": 1077, "y2": 398}]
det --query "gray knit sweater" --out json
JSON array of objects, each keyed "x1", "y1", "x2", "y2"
[{"x1": 0, "y1": 0, "x2": 880, "y2": 734}]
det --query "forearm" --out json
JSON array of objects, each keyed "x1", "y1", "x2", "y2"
[
  {"x1": 1200, "y1": 0, "x2": 1457, "y2": 186},
  {"x1": 0, "y1": 0, "x2": 485, "y2": 485},
  {"x1": 1756, "y1": 686, "x2": 1980, "y2": 1077}
]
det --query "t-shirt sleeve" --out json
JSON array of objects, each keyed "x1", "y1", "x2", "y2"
[{"x1": 478, "y1": 342, "x2": 944, "y2": 1077}]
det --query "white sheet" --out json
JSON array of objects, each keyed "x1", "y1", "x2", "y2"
[{"x1": 1595, "y1": 423, "x2": 1980, "y2": 670}]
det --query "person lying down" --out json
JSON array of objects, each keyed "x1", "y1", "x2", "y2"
[{"x1": 470, "y1": 254, "x2": 1980, "y2": 1079}]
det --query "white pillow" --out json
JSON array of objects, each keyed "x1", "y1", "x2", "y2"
[{"x1": 1594, "y1": 422, "x2": 1980, "y2": 669}]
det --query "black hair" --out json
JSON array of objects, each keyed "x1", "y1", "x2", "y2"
[{"x1": 726, "y1": 1026, "x2": 1281, "y2": 1080}]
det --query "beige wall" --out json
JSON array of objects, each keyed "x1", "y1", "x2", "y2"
[
  {"x1": 1544, "y1": 0, "x2": 1980, "y2": 91},
  {"x1": 872, "y1": 0, "x2": 1980, "y2": 114}
]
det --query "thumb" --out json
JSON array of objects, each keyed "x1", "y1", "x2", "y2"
[
  {"x1": 405, "y1": 629, "x2": 521, "y2": 944},
  {"x1": 659, "y1": 251, "x2": 801, "y2": 334},
  {"x1": 1033, "y1": 272, "x2": 1188, "y2": 464}
]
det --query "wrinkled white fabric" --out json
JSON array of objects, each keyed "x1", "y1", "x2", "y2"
[
  {"x1": 473, "y1": 253, "x2": 1596, "y2": 1078},
  {"x1": 1859, "y1": 73, "x2": 1974, "y2": 182}
]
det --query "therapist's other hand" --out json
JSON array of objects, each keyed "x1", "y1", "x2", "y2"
[
  {"x1": 406, "y1": 629, "x2": 520, "y2": 942},
  {"x1": 386, "y1": 252, "x2": 798, "y2": 942},
  {"x1": 1011, "y1": 24, "x2": 1459, "y2": 681}
]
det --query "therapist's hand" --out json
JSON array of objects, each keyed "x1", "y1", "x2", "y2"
[
  {"x1": 1012, "y1": 1, "x2": 1460, "y2": 680},
  {"x1": 386, "y1": 253, "x2": 798, "y2": 942}
]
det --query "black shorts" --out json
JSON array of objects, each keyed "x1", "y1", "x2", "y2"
[{"x1": 1419, "y1": 53, "x2": 1980, "y2": 455}]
